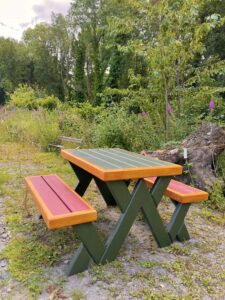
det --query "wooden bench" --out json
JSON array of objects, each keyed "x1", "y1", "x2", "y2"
[
  {"x1": 25, "y1": 174, "x2": 100, "y2": 275},
  {"x1": 144, "y1": 177, "x2": 208, "y2": 242},
  {"x1": 25, "y1": 175, "x2": 97, "y2": 229},
  {"x1": 144, "y1": 177, "x2": 208, "y2": 203}
]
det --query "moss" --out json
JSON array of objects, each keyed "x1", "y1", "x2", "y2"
[
  {"x1": 1, "y1": 237, "x2": 55, "y2": 293},
  {"x1": 140, "y1": 260, "x2": 167, "y2": 269}
]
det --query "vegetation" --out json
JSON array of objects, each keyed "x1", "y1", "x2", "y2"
[{"x1": 0, "y1": 0, "x2": 224, "y2": 203}]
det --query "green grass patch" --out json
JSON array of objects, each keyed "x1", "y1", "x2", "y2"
[
  {"x1": 1, "y1": 236, "x2": 56, "y2": 293},
  {"x1": 0, "y1": 171, "x2": 11, "y2": 188}
]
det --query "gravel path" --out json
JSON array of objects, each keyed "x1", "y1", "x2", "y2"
[{"x1": 0, "y1": 196, "x2": 11, "y2": 297}]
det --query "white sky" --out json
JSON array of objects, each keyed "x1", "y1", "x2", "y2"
[{"x1": 0, "y1": 0, "x2": 71, "y2": 41}]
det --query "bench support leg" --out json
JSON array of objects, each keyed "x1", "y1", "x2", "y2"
[
  {"x1": 65, "y1": 244, "x2": 91, "y2": 276},
  {"x1": 171, "y1": 201, "x2": 190, "y2": 241},
  {"x1": 166, "y1": 202, "x2": 191, "y2": 242},
  {"x1": 65, "y1": 223, "x2": 105, "y2": 276}
]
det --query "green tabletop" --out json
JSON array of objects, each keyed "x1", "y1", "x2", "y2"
[{"x1": 61, "y1": 148, "x2": 182, "y2": 181}]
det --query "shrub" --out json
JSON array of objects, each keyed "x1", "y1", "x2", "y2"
[
  {"x1": 0, "y1": 108, "x2": 60, "y2": 150},
  {"x1": 38, "y1": 95, "x2": 60, "y2": 110},
  {"x1": 9, "y1": 84, "x2": 60, "y2": 110},
  {"x1": 93, "y1": 108, "x2": 165, "y2": 151},
  {"x1": 9, "y1": 84, "x2": 36, "y2": 109},
  {"x1": 75, "y1": 102, "x2": 103, "y2": 122},
  {"x1": 208, "y1": 181, "x2": 225, "y2": 210},
  {"x1": 59, "y1": 106, "x2": 97, "y2": 147}
]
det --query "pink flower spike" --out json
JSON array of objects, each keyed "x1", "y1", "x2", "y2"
[
  {"x1": 141, "y1": 111, "x2": 148, "y2": 117},
  {"x1": 167, "y1": 103, "x2": 173, "y2": 114},
  {"x1": 209, "y1": 99, "x2": 215, "y2": 111}
]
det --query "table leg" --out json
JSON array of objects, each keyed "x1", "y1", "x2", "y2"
[
  {"x1": 65, "y1": 223, "x2": 105, "y2": 276},
  {"x1": 148, "y1": 177, "x2": 191, "y2": 242},
  {"x1": 94, "y1": 177, "x2": 117, "y2": 206},
  {"x1": 65, "y1": 178, "x2": 177, "y2": 275},
  {"x1": 100, "y1": 179, "x2": 172, "y2": 263},
  {"x1": 69, "y1": 163, "x2": 117, "y2": 207},
  {"x1": 65, "y1": 244, "x2": 91, "y2": 276},
  {"x1": 69, "y1": 163, "x2": 92, "y2": 196},
  {"x1": 105, "y1": 181, "x2": 131, "y2": 212}
]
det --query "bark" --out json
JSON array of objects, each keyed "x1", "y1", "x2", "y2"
[{"x1": 142, "y1": 123, "x2": 225, "y2": 190}]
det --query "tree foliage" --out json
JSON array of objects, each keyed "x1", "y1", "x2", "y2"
[{"x1": 0, "y1": 0, "x2": 224, "y2": 132}]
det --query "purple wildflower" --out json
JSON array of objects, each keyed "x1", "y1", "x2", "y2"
[
  {"x1": 209, "y1": 99, "x2": 215, "y2": 111},
  {"x1": 167, "y1": 103, "x2": 173, "y2": 114},
  {"x1": 141, "y1": 111, "x2": 148, "y2": 117}
]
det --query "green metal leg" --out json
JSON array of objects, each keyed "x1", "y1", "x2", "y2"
[
  {"x1": 150, "y1": 176, "x2": 172, "y2": 206},
  {"x1": 74, "y1": 223, "x2": 105, "y2": 264},
  {"x1": 65, "y1": 223, "x2": 105, "y2": 276},
  {"x1": 70, "y1": 163, "x2": 92, "y2": 196},
  {"x1": 170, "y1": 201, "x2": 190, "y2": 241},
  {"x1": 176, "y1": 224, "x2": 190, "y2": 242},
  {"x1": 65, "y1": 244, "x2": 91, "y2": 276},
  {"x1": 148, "y1": 178, "x2": 191, "y2": 242},
  {"x1": 100, "y1": 180, "x2": 147, "y2": 263},
  {"x1": 94, "y1": 177, "x2": 117, "y2": 206},
  {"x1": 166, "y1": 203, "x2": 191, "y2": 241},
  {"x1": 64, "y1": 175, "x2": 191, "y2": 276},
  {"x1": 105, "y1": 181, "x2": 131, "y2": 212},
  {"x1": 101, "y1": 179, "x2": 172, "y2": 262}
]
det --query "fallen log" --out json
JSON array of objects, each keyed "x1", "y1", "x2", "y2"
[{"x1": 142, "y1": 123, "x2": 225, "y2": 190}]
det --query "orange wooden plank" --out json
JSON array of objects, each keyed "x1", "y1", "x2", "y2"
[{"x1": 145, "y1": 177, "x2": 208, "y2": 203}]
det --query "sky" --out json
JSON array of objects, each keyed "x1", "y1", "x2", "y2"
[{"x1": 0, "y1": 0, "x2": 71, "y2": 41}]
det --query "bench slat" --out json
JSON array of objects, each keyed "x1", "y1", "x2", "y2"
[
  {"x1": 25, "y1": 175, "x2": 97, "y2": 229},
  {"x1": 28, "y1": 176, "x2": 70, "y2": 215},
  {"x1": 42, "y1": 175, "x2": 90, "y2": 212},
  {"x1": 145, "y1": 177, "x2": 208, "y2": 203}
]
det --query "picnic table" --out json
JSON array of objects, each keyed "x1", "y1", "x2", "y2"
[
  {"x1": 60, "y1": 148, "x2": 186, "y2": 274},
  {"x1": 26, "y1": 148, "x2": 208, "y2": 276}
]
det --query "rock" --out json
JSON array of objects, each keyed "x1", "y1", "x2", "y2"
[{"x1": 0, "y1": 260, "x2": 7, "y2": 268}]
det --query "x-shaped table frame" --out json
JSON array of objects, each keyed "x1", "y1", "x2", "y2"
[{"x1": 65, "y1": 163, "x2": 190, "y2": 276}]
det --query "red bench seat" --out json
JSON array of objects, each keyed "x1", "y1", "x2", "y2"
[
  {"x1": 144, "y1": 177, "x2": 208, "y2": 203},
  {"x1": 25, "y1": 174, "x2": 97, "y2": 229}
]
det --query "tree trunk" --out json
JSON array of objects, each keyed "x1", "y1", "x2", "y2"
[{"x1": 142, "y1": 123, "x2": 225, "y2": 190}]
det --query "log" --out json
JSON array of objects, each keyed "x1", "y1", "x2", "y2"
[{"x1": 142, "y1": 123, "x2": 225, "y2": 190}]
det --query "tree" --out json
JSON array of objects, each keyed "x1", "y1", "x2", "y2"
[{"x1": 69, "y1": 0, "x2": 110, "y2": 103}]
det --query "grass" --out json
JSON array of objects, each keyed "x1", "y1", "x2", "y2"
[{"x1": 0, "y1": 143, "x2": 79, "y2": 295}]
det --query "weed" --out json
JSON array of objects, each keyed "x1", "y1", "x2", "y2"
[
  {"x1": 71, "y1": 290, "x2": 85, "y2": 300},
  {"x1": 207, "y1": 181, "x2": 225, "y2": 210}
]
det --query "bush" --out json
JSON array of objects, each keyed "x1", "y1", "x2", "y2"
[
  {"x1": 38, "y1": 95, "x2": 60, "y2": 110},
  {"x1": 208, "y1": 181, "x2": 225, "y2": 210},
  {"x1": 93, "y1": 108, "x2": 165, "y2": 151},
  {"x1": 75, "y1": 102, "x2": 103, "y2": 122},
  {"x1": 9, "y1": 84, "x2": 36, "y2": 109},
  {"x1": 0, "y1": 108, "x2": 60, "y2": 150},
  {"x1": 9, "y1": 84, "x2": 60, "y2": 110},
  {"x1": 59, "y1": 106, "x2": 97, "y2": 147}
]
